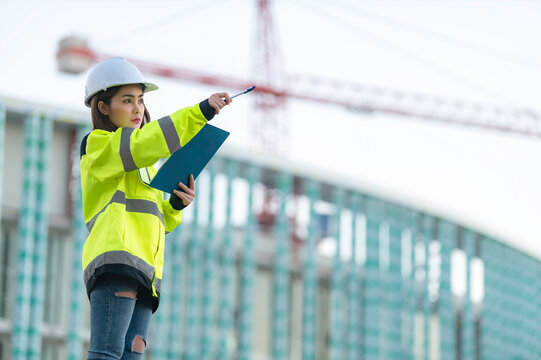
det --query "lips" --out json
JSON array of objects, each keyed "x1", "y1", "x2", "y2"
[{"x1": 132, "y1": 118, "x2": 141, "y2": 123}]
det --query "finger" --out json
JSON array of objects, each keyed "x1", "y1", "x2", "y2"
[
  {"x1": 181, "y1": 193, "x2": 194, "y2": 206},
  {"x1": 209, "y1": 96, "x2": 219, "y2": 105},
  {"x1": 190, "y1": 174, "x2": 195, "y2": 191},
  {"x1": 212, "y1": 101, "x2": 223, "y2": 111},
  {"x1": 214, "y1": 96, "x2": 225, "y2": 107},
  {"x1": 220, "y1": 95, "x2": 231, "y2": 104},
  {"x1": 177, "y1": 183, "x2": 195, "y2": 196},
  {"x1": 174, "y1": 189, "x2": 187, "y2": 197},
  {"x1": 181, "y1": 188, "x2": 195, "y2": 197},
  {"x1": 177, "y1": 182, "x2": 190, "y2": 192},
  {"x1": 216, "y1": 92, "x2": 232, "y2": 104},
  {"x1": 174, "y1": 191, "x2": 192, "y2": 205}
]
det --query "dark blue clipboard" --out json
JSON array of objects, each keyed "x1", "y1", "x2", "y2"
[{"x1": 149, "y1": 123, "x2": 230, "y2": 194}]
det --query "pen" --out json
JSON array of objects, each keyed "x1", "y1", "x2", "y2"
[{"x1": 230, "y1": 86, "x2": 256, "y2": 100}]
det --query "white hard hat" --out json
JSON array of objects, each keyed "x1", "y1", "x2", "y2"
[{"x1": 84, "y1": 57, "x2": 158, "y2": 107}]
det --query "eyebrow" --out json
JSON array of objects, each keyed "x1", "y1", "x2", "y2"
[{"x1": 121, "y1": 94, "x2": 144, "y2": 98}]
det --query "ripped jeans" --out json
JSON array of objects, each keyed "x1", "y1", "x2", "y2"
[{"x1": 87, "y1": 273, "x2": 153, "y2": 360}]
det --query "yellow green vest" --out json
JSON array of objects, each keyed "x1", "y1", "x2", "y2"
[{"x1": 80, "y1": 103, "x2": 207, "y2": 311}]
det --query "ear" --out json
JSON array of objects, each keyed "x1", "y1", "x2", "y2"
[{"x1": 98, "y1": 101, "x2": 109, "y2": 116}]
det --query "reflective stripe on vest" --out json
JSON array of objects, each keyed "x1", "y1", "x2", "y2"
[
  {"x1": 85, "y1": 190, "x2": 164, "y2": 232},
  {"x1": 120, "y1": 128, "x2": 137, "y2": 172},
  {"x1": 157, "y1": 116, "x2": 181, "y2": 154},
  {"x1": 83, "y1": 250, "x2": 155, "y2": 286},
  {"x1": 119, "y1": 116, "x2": 180, "y2": 173}
]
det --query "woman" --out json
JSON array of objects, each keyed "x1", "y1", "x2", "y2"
[{"x1": 80, "y1": 57, "x2": 231, "y2": 359}]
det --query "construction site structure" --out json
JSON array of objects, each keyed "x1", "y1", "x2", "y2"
[
  {"x1": 56, "y1": 31, "x2": 541, "y2": 250},
  {"x1": 1, "y1": 96, "x2": 541, "y2": 359},
  {"x1": 56, "y1": 35, "x2": 541, "y2": 143}
]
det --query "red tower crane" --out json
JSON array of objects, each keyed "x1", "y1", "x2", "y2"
[
  {"x1": 56, "y1": 34, "x2": 541, "y2": 142},
  {"x1": 57, "y1": 1, "x2": 541, "y2": 247}
]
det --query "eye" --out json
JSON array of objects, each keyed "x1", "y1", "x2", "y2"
[
  {"x1": 123, "y1": 99, "x2": 131, "y2": 103},
  {"x1": 139, "y1": 98, "x2": 144, "y2": 104}
]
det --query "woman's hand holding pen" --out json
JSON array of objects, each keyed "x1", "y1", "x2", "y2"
[
  {"x1": 208, "y1": 92, "x2": 232, "y2": 115},
  {"x1": 173, "y1": 174, "x2": 196, "y2": 207}
]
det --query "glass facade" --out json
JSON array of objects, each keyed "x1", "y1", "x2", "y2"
[{"x1": 1, "y1": 99, "x2": 541, "y2": 359}]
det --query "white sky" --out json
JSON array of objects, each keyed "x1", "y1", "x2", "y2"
[{"x1": 1, "y1": 0, "x2": 540, "y2": 258}]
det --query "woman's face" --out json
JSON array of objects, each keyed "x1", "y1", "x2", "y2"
[{"x1": 99, "y1": 84, "x2": 145, "y2": 129}]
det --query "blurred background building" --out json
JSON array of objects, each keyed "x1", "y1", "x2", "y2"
[
  {"x1": 1, "y1": 95, "x2": 540, "y2": 360},
  {"x1": 1, "y1": 1, "x2": 541, "y2": 359}
]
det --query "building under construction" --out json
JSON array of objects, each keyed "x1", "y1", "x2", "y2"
[
  {"x1": 0, "y1": 93, "x2": 540, "y2": 359},
  {"x1": 1, "y1": 0, "x2": 541, "y2": 357}
]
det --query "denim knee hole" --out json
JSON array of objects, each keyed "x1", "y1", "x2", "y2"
[{"x1": 131, "y1": 335, "x2": 146, "y2": 353}]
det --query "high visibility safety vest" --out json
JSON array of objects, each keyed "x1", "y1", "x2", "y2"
[{"x1": 80, "y1": 102, "x2": 212, "y2": 312}]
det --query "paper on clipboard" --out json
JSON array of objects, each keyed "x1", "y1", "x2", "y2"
[{"x1": 149, "y1": 123, "x2": 230, "y2": 194}]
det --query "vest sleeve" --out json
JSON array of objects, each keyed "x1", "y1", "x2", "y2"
[
  {"x1": 83, "y1": 102, "x2": 208, "y2": 182},
  {"x1": 162, "y1": 198, "x2": 183, "y2": 233}
]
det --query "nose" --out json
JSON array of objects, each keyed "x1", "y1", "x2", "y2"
[{"x1": 134, "y1": 102, "x2": 143, "y2": 114}]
